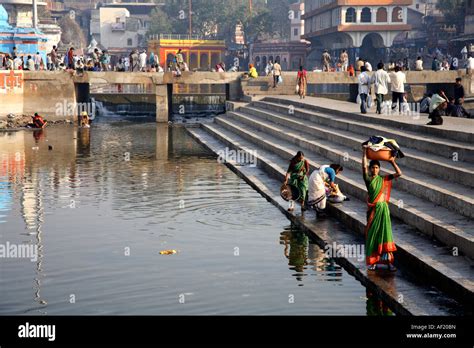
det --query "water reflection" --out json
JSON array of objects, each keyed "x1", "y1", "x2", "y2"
[
  {"x1": 366, "y1": 290, "x2": 394, "y2": 316},
  {"x1": 0, "y1": 124, "x2": 372, "y2": 315},
  {"x1": 280, "y1": 226, "x2": 342, "y2": 285}
]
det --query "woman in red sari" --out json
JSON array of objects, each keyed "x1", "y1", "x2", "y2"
[
  {"x1": 362, "y1": 146, "x2": 402, "y2": 271},
  {"x1": 297, "y1": 66, "x2": 307, "y2": 99}
]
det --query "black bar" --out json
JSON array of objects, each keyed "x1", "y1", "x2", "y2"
[{"x1": 0, "y1": 316, "x2": 471, "y2": 346}]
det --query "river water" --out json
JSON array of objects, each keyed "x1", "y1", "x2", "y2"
[{"x1": 0, "y1": 123, "x2": 390, "y2": 315}]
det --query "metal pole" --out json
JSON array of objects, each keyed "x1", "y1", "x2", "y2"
[
  {"x1": 189, "y1": 0, "x2": 192, "y2": 37},
  {"x1": 33, "y1": 0, "x2": 38, "y2": 29}
]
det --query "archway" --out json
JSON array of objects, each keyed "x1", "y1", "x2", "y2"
[
  {"x1": 376, "y1": 7, "x2": 387, "y2": 22},
  {"x1": 262, "y1": 56, "x2": 267, "y2": 72},
  {"x1": 392, "y1": 7, "x2": 403, "y2": 22},
  {"x1": 210, "y1": 53, "x2": 220, "y2": 69},
  {"x1": 190, "y1": 53, "x2": 198, "y2": 70},
  {"x1": 200, "y1": 53, "x2": 209, "y2": 70},
  {"x1": 361, "y1": 7, "x2": 371, "y2": 23},
  {"x1": 360, "y1": 33, "x2": 386, "y2": 65},
  {"x1": 255, "y1": 56, "x2": 261, "y2": 70},
  {"x1": 345, "y1": 8, "x2": 356, "y2": 23},
  {"x1": 166, "y1": 53, "x2": 174, "y2": 69}
]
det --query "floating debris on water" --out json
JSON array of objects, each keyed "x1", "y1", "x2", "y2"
[{"x1": 159, "y1": 249, "x2": 177, "y2": 255}]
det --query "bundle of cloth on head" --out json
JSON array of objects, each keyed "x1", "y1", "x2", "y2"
[{"x1": 361, "y1": 136, "x2": 404, "y2": 159}]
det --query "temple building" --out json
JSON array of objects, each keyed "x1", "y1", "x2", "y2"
[
  {"x1": 303, "y1": 0, "x2": 412, "y2": 66},
  {"x1": 0, "y1": 4, "x2": 47, "y2": 64},
  {"x1": 148, "y1": 34, "x2": 226, "y2": 71}
]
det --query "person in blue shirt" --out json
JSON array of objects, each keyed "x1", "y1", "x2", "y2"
[{"x1": 307, "y1": 164, "x2": 344, "y2": 217}]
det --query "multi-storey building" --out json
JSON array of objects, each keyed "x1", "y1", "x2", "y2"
[{"x1": 303, "y1": 0, "x2": 412, "y2": 66}]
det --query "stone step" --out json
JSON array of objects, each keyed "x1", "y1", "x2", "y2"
[
  {"x1": 228, "y1": 109, "x2": 474, "y2": 220},
  {"x1": 215, "y1": 115, "x2": 474, "y2": 260},
  {"x1": 243, "y1": 87, "x2": 292, "y2": 95},
  {"x1": 253, "y1": 100, "x2": 474, "y2": 164},
  {"x1": 244, "y1": 103, "x2": 474, "y2": 188},
  {"x1": 191, "y1": 123, "x2": 474, "y2": 311},
  {"x1": 262, "y1": 97, "x2": 474, "y2": 148}
]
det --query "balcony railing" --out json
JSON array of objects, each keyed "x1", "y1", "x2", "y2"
[
  {"x1": 111, "y1": 22, "x2": 126, "y2": 31},
  {"x1": 148, "y1": 33, "x2": 223, "y2": 41}
]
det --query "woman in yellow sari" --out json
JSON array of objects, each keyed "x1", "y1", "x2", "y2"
[{"x1": 362, "y1": 146, "x2": 402, "y2": 271}]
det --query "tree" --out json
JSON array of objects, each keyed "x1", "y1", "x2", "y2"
[
  {"x1": 436, "y1": 0, "x2": 465, "y2": 33},
  {"x1": 59, "y1": 16, "x2": 86, "y2": 49},
  {"x1": 149, "y1": 7, "x2": 173, "y2": 36},
  {"x1": 147, "y1": 0, "x2": 292, "y2": 42}
]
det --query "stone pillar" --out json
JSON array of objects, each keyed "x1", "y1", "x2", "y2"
[
  {"x1": 356, "y1": 8, "x2": 361, "y2": 23},
  {"x1": 155, "y1": 124, "x2": 169, "y2": 160},
  {"x1": 155, "y1": 84, "x2": 169, "y2": 123},
  {"x1": 341, "y1": 8, "x2": 346, "y2": 24},
  {"x1": 371, "y1": 7, "x2": 376, "y2": 24},
  {"x1": 388, "y1": 7, "x2": 392, "y2": 24}
]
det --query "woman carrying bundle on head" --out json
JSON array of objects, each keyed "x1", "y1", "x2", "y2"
[{"x1": 362, "y1": 145, "x2": 402, "y2": 272}]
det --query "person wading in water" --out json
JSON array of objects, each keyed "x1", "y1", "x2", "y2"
[
  {"x1": 283, "y1": 151, "x2": 309, "y2": 213},
  {"x1": 362, "y1": 146, "x2": 402, "y2": 271}
]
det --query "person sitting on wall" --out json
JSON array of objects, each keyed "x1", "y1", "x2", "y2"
[
  {"x1": 248, "y1": 64, "x2": 258, "y2": 78},
  {"x1": 28, "y1": 113, "x2": 47, "y2": 129}
]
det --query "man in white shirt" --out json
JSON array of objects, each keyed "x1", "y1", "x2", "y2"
[
  {"x1": 272, "y1": 60, "x2": 282, "y2": 88},
  {"x1": 365, "y1": 60, "x2": 372, "y2": 72},
  {"x1": 139, "y1": 50, "x2": 147, "y2": 72},
  {"x1": 13, "y1": 56, "x2": 22, "y2": 70},
  {"x1": 358, "y1": 65, "x2": 371, "y2": 114},
  {"x1": 26, "y1": 55, "x2": 35, "y2": 71},
  {"x1": 415, "y1": 56, "x2": 423, "y2": 71},
  {"x1": 370, "y1": 62, "x2": 391, "y2": 114},
  {"x1": 340, "y1": 50, "x2": 349, "y2": 71},
  {"x1": 34, "y1": 52, "x2": 42, "y2": 70},
  {"x1": 390, "y1": 66, "x2": 406, "y2": 114},
  {"x1": 467, "y1": 56, "x2": 474, "y2": 74}
]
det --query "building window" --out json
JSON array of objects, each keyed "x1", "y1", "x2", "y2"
[
  {"x1": 392, "y1": 7, "x2": 403, "y2": 22},
  {"x1": 376, "y1": 7, "x2": 387, "y2": 22},
  {"x1": 361, "y1": 7, "x2": 372, "y2": 23},
  {"x1": 345, "y1": 7, "x2": 356, "y2": 23},
  {"x1": 294, "y1": 28, "x2": 298, "y2": 36},
  {"x1": 127, "y1": 38, "x2": 133, "y2": 46}
]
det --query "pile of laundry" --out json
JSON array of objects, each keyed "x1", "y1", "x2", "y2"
[{"x1": 361, "y1": 136, "x2": 405, "y2": 159}]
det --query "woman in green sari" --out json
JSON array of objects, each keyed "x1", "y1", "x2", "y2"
[
  {"x1": 284, "y1": 151, "x2": 309, "y2": 212},
  {"x1": 362, "y1": 146, "x2": 402, "y2": 271}
]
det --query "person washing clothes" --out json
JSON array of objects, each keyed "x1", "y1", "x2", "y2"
[{"x1": 307, "y1": 164, "x2": 344, "y2": 218}]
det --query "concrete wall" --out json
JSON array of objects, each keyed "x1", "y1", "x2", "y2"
[
  {"x1": 22, "y1": 71, "x2": 77, "y2": 121},
  {"x1": 0, "y1": 71, "x2": 77, "y2": 121},
  {"x1": 3, "y1": 70, "x2": 473, "y2": 123},
  {"x1": 0, "y1": 70, "x2": 24, "y2": 117}
]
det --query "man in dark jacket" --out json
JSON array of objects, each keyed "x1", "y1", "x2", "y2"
[{"x1": 454, "y1": 77, "x2": 465, "y2": 101}]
